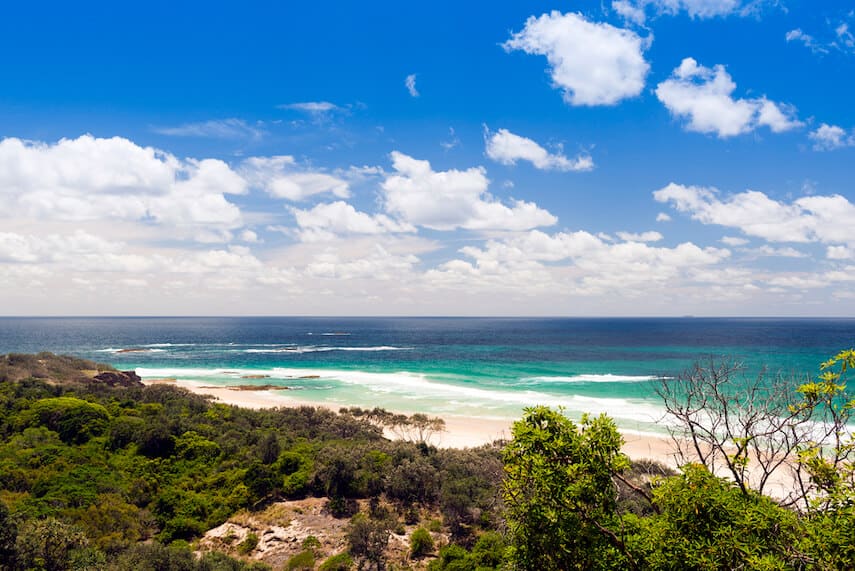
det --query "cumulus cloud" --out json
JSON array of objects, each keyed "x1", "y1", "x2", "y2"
[
  {"x1": 305, "y1": 244, "x2": 419, "y2": 280},
  {"x1": 291, "y1": 201, "x2": 416, "y2": 241},
  {"x1": 426, "y1": 229, "x2": 729, "y2": 295},
  {"x1": 656, "y1": 58, "x2": 801, "y2": 137},
  {"x1": 615, "y1": 231, "x2": 663, "y2": 242},
  {"x1": 0, "y1": 135, "x2": 246, "y2": 239},
  {"x1": 504, "y1": 11, "x2": 650, "y2": 106},
  {"x1": 809, "y1": 124, "x2": 855, "y2": 151},
  {"x1": 654, "y1": 183, "x2": 855, "y2": 245},
  {"x1": 485, "y1": 128, "x2": 593, "y2": 171},
  {"x1": 241, "y1": 156, "x2": 350, "y2": 201},
  {"x1": 381, "y1": 152, "x2": 557, "y2": 231},
  {"x1": 405, "y1": 74, "x2": 419, "y2": 97},
  {"x1": 827, "y1": 246, "x2": 854, "y2": 260},
  {"x1": 656, "y1": 212, "x2": 672, "y2": 222},
  {"x1": 153, "y1": 118, "x2": 263, "y2": 140}
]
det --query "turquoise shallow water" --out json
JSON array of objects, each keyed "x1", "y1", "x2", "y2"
[{"x1": 1, "y1": 317, "x2": 853, "y2": 435}]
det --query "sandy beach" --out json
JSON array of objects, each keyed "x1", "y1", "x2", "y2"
[{"x1": 147, "y1": 378, "x2": 683, "y2": 468}]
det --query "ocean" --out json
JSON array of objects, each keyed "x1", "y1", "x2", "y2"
[{"x1": 1, "y1": 317, "x2": 853, "y2": 436}]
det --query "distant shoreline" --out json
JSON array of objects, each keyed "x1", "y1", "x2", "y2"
[{"x1": 145, "y1": 377, "x2": 683, "y2": 468}]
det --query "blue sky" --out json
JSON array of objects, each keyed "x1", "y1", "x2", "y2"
[{"x1": 1, "y1": 0, "x2": 853, "y2": 315}]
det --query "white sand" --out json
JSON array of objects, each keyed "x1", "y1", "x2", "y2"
[{"x1": 147, "y1": 378, "x2": 682, "y2": 466}]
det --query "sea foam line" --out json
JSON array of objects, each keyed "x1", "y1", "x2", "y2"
[
  {"x1": 134, "y1": 366, "x2": 666, "y2": 425},
  {"x1": 243, "y1": 346, "x2": 410, "y2": 354},
  {"x1": 520, "y1": 374, "x2": 666, "y2": 384}
]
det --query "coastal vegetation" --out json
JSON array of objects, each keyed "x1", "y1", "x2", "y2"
[{"x1": 0, "y1": 350, "x2": 853, "y2": 569}]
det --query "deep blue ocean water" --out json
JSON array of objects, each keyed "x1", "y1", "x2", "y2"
[{"x1": 1, "y1": 317, "x2": 853, "y2": 435}]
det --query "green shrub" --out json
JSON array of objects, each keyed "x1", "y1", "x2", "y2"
[
  {"x1": 286, "y1": 549, "x2": 315, "y2": 570},
  {"x1": 319, "y1": 552, "x2": 354, "y2": 571},
  {"x1": 301, "y1": 534, "x2": 321, "y2": 553},
  {"x1": 410, "y1": 527, "x2": 434, "y2": 558},
  {"x1": 237, "y1": 532, "x2": 259, "y2": 555},
  {"x1": 28, "y1": 397, "x2": 110, "y2": 443},
  {"x1": 427, "y1": 518, "x2": 443, "y2": 533}
]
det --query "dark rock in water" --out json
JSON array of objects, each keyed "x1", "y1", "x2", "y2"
[{"x1": 92, "y1": 370, "x2": 144, "y2": 387}]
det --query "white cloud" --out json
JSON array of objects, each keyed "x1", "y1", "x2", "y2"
[
  {"x1": 615, "y1": 231, "x2": 663, "y2": 242},
  {"x1": 153, "y1": 118, "x2": 263, "y2": 140},
  {"x1": 0, "y1": 135, "x2": 245, "y2": 239},
  {"x1": 785, "y1": 29, "x2": 828, "y2": 54},
  {"x1": 241, "y1": 156, "x2": 350, "y2": 201},
  {"x1": 426, "y1": 229, "x2": 729, "y2": 295},
  {"x1": 656, "y1": 212, "x2": 672, "y2": 222},
  {"x1": 654, "y1": 183, "x2": 855, "y2": 245},
  {"x1": 240, "y1": 230, "x2": 261, "y2": 243},
  {"x1": 291, "y1": 201, "x2": 415, "y2": 242},
  {"x1": 827, "y1": 246, "x2": 854, "y2": 260},
  {"x1": 381, "y1": 152, "x2": 556, "y2": 231},
  {"x1": 721, "y1": 236, "x2": 749, "y2": 246},
  {"x1": 613, "y1": 0, "x2": 745, "y2": 24},
  {"x1": 837, "y1": 22, "x2": 855, "y2": 50},
  {"x1": 809, "y1": 124, "x2": 855, "y2": 151},
  {"x1": 753, "y1": 245, "x2": 807, "y2": 258},
  {"x1": 440, "y1": 127, "x2": 460, "y2": 151},
  {"x1": 305, "y1": 244, "x2": 419, "y2": 280},
  {"x1": 485, "y1": 128, "x2": 593, "y2": 171},
  {"x1": 405, "y1": 74, "x2": 419, "y2": 97},
  {"x1": 786, "y1": 15, "x2": 855, "y2": 56},
  {"x1": 504, "y1": 11, "x2": 650, "y2": 106},
  {"x1": 278, "y1": 101, "x2": 343, "y2": 114},
  {"x1": 612, "y1": 1, "x2": 648, "y2": 24},
  {"x1": 655, "y1": 58, "x2": 802, "y2": 137}
]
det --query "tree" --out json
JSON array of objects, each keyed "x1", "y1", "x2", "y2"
[
  {"x1": 792, "y1": 349, "x2": 855, "y2": 511},
  {"x1": 347, "y1": 513, "x2": 390, "y2": 571},
  {"x1": 502, "y1": 406, "x2": 633, "y2": 570},
  {"x1": 627, "y1": 463, "x2": 804, "y2": 569},
  {"x1": 0, "y1": 502, "x2": 17, "y2": 571},
  {"x1": 657, "y1": 351, "x2": 855, "y2": 511},
  {"x1": 14, "y1": 517, "x2": 88, "y2": 571}
]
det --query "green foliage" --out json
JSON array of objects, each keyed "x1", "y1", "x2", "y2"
[
  {"x1": 347, "y1": 513, "x2": 391, "y2": 568},
  {"x1": 628, "y1": 464, "x2": 802, "y2": 569},
  {"x1": 409, "y1": 527, "x2": 434, "y2": 558},
  {"x1": 111, "y1": 542, "x2": 271, "y2": 571},
  {"x1": 236, "y1": 532, "x2": 259, "y2": 555},
  {"x1": 301, "y1": 534, "x2": 321, "y2": 553},
  {"x1": 502, "y1": 406, "x2": 629, "y2": 570},
  {"x1": 14, "y1": 517, "x2": 89, "y2": 571},
  {"x1": 0, "y1": 502, "x2": 18, "y2": 571},
  {"x1": 427, "y1": 544, "x2": 468, "y2": 570},
  {"x1": 9, "y1": 350, "x2": 855, "y2": 571},
  {"x1": 318, "y1": 552, "x2": 354, "y2": 571},
  {"x1": 286, "y1": 549, "x2": 316, "y2": 570},
  {"x1": 26, "y1": 397, "x2": 109, "y2": 444}
]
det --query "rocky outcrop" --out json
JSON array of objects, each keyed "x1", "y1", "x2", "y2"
[{"x1": 92, "y1": 370, "x2": 144, "y2": 387}]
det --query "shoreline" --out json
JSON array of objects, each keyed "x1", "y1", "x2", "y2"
[{"x1": 147, "y1": 378, "x2": 683, "y2": 468}]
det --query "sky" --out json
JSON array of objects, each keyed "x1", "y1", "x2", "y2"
[{"x1": 1, "y1": 0, "x2": 854, "y2": 316}]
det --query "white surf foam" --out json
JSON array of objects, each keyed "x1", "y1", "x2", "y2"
[
  {"x1": 521, "y1": 374, "x2": 665, "y2": 384},
  {"x1": 134, "y1": 365, "x2": 667, "y2": 426},
  {"x1": 243, "y1": 346, "x2": 410, "y2": 354}
]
